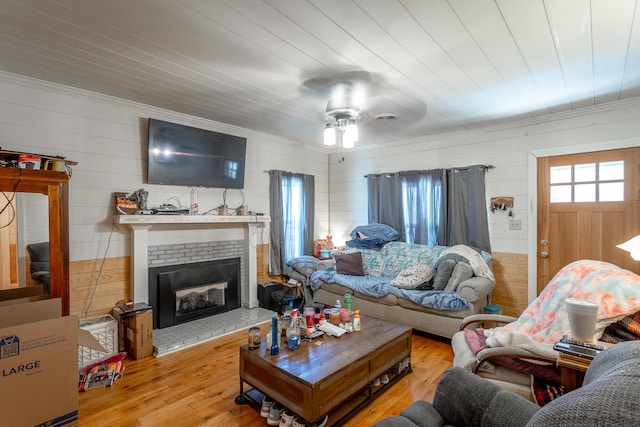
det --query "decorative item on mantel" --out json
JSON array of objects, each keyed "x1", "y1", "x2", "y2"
[{"x1": 0, "y1": 148, "x2": 77, "y2": 175}]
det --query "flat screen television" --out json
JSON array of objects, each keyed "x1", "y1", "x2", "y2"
[{"x1": 147, "y1": 118, "x2": 247, "y2": 189}]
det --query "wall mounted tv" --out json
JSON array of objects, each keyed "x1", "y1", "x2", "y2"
[{"x1": 147, "y1": 118, "x2": 247, "y2": 189}]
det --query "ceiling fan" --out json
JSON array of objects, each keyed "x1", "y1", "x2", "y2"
[{"x1": 302, "y1": 71, "x2": 424, "y2": 148}]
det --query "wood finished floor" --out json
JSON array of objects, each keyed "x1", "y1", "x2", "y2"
[{"x1": 78, "y1": 324, "x2": 454, "y2": 426}]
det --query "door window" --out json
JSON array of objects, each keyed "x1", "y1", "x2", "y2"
[{"x1": 549, "y1": 160, "x2": 624, "y2": 203}]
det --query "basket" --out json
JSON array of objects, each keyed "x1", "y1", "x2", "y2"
[{"x1": 78, "y1": 314, "x2": 118, "y2": 367}]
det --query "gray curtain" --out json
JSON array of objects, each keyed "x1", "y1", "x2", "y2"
[
  {"x1": 367, "y1": 173, "x2": 405, "y2": 241},
  {"x1": 366, "y1": 165, "x2": 490, "y2": 252},
  {"x1": 269, "y1": 170, "x2": 285, "y2": 275},
  {"x1": 301, "y1": 175, "x2": 315, "y2": 255},
  {"x1": 269, "y1": 170, "x2": 315, "y2": 275},
  {"x1": 447, "y1": 165, "x2": 491, "y2": 252}
]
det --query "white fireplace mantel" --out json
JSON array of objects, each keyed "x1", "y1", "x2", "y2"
[{"x1": 116, "y1": 214, "x2": 270, "y2": 308}]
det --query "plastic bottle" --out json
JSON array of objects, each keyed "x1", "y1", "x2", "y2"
[
  {"x1": 287, "y1": 309, "x2": 300, "y2": 350},
  {"x1": 353, "y1": 310, "x2": 361, "y2": 332},
  {"x1": 335, "y1": 299, "x2": 341, "y2": 310},
  {"x1": 270, "y1": 316, "x2": 279, "y2": 355},
  {"x1": 344, "y1": 290, "x2": 352, "y2": 312}
]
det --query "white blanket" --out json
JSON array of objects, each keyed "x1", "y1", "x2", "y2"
[
  {"x1": 441, "y1": 245, "x2": 495, "y2": 283},
  {"x1": 484, "y1": 329, "x2": 558, "y2": 359}
]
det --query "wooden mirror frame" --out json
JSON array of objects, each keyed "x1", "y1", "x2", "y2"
[{"x1": 0, "y1": 167, "x2": 70, "y2": 315}]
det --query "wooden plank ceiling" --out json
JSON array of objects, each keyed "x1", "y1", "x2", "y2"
[{"x1": 0, "y1": 0, "x2": 638, "y2": 149}]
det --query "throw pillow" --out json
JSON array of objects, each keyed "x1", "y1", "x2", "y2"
[
  {"x1": 391, "y1": 264, "x2": 435, "y2": 289},
  {"x1": 437, "y1": 252, "x2": 469, "y2": 265},
  {"x1": 432, "y1": 258, "x2": 457, "y2": 290},
  {"x1": 333, "y1": 252, "x2": 365, "y2": 276},
  {"x1": 444, "y1": 262, "x2": 473, "y2": 292},
  {"x1": 286, "y1": 256, "x2": 320, "y2": 277}
]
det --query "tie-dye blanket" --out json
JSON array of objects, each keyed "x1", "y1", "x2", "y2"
[{"x1": 487, "y1": 259, "x2": 640, "y2": 347}]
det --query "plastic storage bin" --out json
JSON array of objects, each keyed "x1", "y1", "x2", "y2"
[
  {"x1": 482, "y1": 304, "x2": 503, "y2": 329},
  {"x1": 78, "y1": 314, "x2": 118, "y2": 367}
]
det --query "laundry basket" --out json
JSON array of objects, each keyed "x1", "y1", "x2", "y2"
[{"x1": 78, "y1": 315, "x2": 118, "y2": 367}]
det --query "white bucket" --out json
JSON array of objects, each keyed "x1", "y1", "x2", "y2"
[{"x1": 565, "y1": 298, "x2": 599, "y2": 342}]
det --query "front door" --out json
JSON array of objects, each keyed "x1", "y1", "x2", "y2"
[{"x1": 537, "y1": 148, "x2": 640, "y2": 294}]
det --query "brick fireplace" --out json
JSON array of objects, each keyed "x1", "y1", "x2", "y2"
[{"x1": 116, "y1": 215, "x2": 270, "y2": 313}]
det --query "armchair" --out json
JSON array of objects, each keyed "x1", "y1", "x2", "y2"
[
  {"x1": 452, "y1": 259, "x2": 640, "y2": 402},
  {"x1": 452, "y1": 313, "x2": 550, "y2": 400},
  {"x1": 26, "y1": 242, "x2": 50, "y2": 294},
  {"x1": 374, "y1": 340, "x2": 640, "y2": 427}
]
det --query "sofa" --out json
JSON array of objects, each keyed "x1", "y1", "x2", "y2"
[
  {"x1": 291, "y1": 241, "x2": 495, "y2": 338},
  {"x1": 373, "y1": 340, "x2": 640, "y2": 427}
]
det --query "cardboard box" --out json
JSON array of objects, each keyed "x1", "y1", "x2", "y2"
[
  {"x1": 111, "y1": 303, "x2": 152, "y2": 353},
  {"x1": 0, "y1": 298, "x2": 105, "y2": 427},
  {"x1": 124, "y1": 309, "x2": 153, "y2": 360},
  {"x1": 0, "y1": 285, "x2": 44, "y2": 301},
  {"x1": 17, "y1": 154, "x2": 41, "y2": 169}
]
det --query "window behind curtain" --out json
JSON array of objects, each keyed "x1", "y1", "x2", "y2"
[
  {"x1": 401, "y1": 173, "x2": 444, "y2": 245},
  {"x1": 269, "y1": 170, "x2": 315, "y2": 275},
  {"x1": 282, "y1": 174, "x2": 305, "y2": 260}
]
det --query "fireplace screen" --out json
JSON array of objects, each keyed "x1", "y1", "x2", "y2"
[
  {"x1": 149, "y1": 258, "x2": 240, "y2": 329},
  {"x1": 176, "y1": 282, "x2": 226, "y2": 314}
]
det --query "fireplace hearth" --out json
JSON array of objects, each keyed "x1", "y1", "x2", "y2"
[{"x1": 149, "y1": 258, "x2": 240, "y2": 329}]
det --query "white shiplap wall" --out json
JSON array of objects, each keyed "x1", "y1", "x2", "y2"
[
  {"x1": 328, "y1": 97, "x2": 640, "y2": 255},
  {"x1": 0, "y1": 72, "x2": 329, "y2": 262},
  {"x1": 4, "y1": 68, "x2": 639, "y2": 273}
]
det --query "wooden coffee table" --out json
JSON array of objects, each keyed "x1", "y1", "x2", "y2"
[{"x1": 236, "y1": 315, "x2": 412, "y2": 426}]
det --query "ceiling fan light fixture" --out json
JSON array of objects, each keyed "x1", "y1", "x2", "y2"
[
  {"x1": 323, "y1": 123, "x2": 336, "y2": 146},
  {"x1": 342, "y1": 133, "x2": 355, "y2": 149},
  {"x1": 344, "y1": 121, "x2": 358, "y2": 147},
  {"x1": 323, "y1": 81, "x2": 364, "y2": 149}
]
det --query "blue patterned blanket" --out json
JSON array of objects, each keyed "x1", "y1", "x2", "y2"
[{"x1": 310, "y1": 269, "x2": 470, "y2": 311}]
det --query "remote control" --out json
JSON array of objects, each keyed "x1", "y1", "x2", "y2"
[
  {"x1": 553, "y1": 341, "x2": 601, "y2": 359},
  {"x1": 309, "y1": 330, "x2": 325, "y2": 339},
  {"x1": 317, "y1": 321, "x2": 347, "y2": 337},
  {"x1": 560, "y1": 336, "x2": 604, "y2": 351}
]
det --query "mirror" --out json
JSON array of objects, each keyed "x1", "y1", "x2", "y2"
[
  {"x1": 0, "y1": 192, "x2": 49, "y2": 289},
  {"x1": 0, "y1": 167, "x2": 70, "y2": 314}
]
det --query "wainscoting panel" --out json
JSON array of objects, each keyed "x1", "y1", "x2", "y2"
[
  {"x1": 70, "y1": 256, "x2": 130, "y2": 319},
  {"x1": 70, "y1": 247, "x2": 525, "y2": 319},
  {"x1": 491, "y1": 252, "x2": 528, "y2": 317},
  {"x1": 257, "y1": 243, "x2": 283, "y2": 284},
  {"x1": 71, "y1": 245, "x2": 278, "y2": 319}
]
